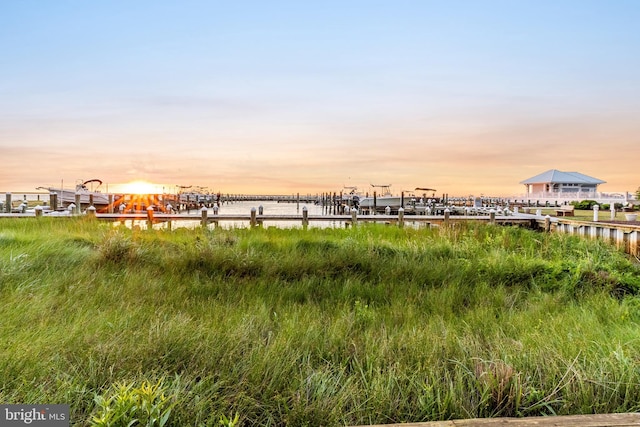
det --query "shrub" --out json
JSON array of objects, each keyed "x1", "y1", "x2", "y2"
[
  {"x1": 571, "y1": 200, "x2": 598, "y2": 210},
  {"x1": 90, "y1": 379, "x2": 174, "y2": 427}
]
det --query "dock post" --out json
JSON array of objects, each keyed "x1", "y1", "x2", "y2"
[
  {"x1": 212, "y1": 204, "x2": 219, "y2": 228},
  {"x1": 490, "y1": 209, "x2": 496, "y2": 225},
  {"x1": 544, "y1": 215, "x2": 551, "y2": 232},
  {"x1": 5, "y1": 193, "x2": 11, "y2": 213},
  {"x1": 302, "y1": 206, "x2": 308, "y2": 229},
  {"x1": 630, "y1": 231, "x2": 638, "y2": 258},
  {"x1": 583, "y1": 225, "x2": 591, "y2": 237},
  {"x1": 75, "y1": 193, "x2": 81, "y2": 214},
  {"x1": 351, "y1": 208, "x2": 358, "y2": 227},
  {"x1": 398, "y1": 207, "x2": 404, "y2": 228},
  {"x1": 615, "y1": 228, "x2": 625, "y2": 251},
  {"x1": 332, "y1": 192, "x2": 336, "y2": 215},
  {"x1": 49, "y1": 193, "x2": 57, "y2": 211},
  {"x1": 147, "y1": 207, "x2": 155, "y2": 229},
  {"x1": 593, "y1": 204, "x2": 599, "y2": 222},
  {"x1": 200, "y1": 206, "x2": 208, "y2": 229},
  {"x1": 258, "y1": 205, "x2": 264, "y2": 227},
  {"x1": 373, "y1": 191, "x2": 377, "y2": 215},
  {"x1": 87, "y1": 206, "x2": 96, "y2": 218},
  {"x1": 250, "y1": 207, "x2": 257, "y2": 227},
  {"x1": 572, "y1": 223, "x2": 580, "y2": 235},
  {"x1": 34, "y1": 205, "x2": 43, "y2": 218},
  {"x1": 444, "y1": 208, "x2": 450, "y2": 226},
  {"x1": 108, "y1": 194, "x2": 114, "y2": 213}
]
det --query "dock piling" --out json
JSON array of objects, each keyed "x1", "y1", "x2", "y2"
[
  {"x1": 373, "y1": 191, "x2": 377, "y2": 215},
  {"x1": 630, "y1": 231, "x2": 638, "y2": 258},
  {"x1": 616, "y1": 228, "x2": 625, "y2": 251},
  {"x1": 200, "y1": 206, "x2": 208, "y2": 229},
  {"x1": 250, "y1": 207, "x2": 257, "y2": 227},
  {"x1": 302, "y1": 206, "x2": 308, "y2": 229},
  {"x1": 147, "y1": 207, "x2": 155, "y2": 229},
  {"x1": 49, "y1": 193, "x2": 58, "y2": 211}
]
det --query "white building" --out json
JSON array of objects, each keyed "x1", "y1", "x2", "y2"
[
  {"x1": 520, "y1": 169, "x2": 605, "y2": 197},
  {"x1": 517, "y1": 169, "x2": 633, "y2": 205}
]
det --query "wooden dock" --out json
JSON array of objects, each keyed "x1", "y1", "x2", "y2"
[
  {"x1": 1, "y1": 208, "x2": 638, "y2": 259},
  {"x1": 553, "y1": 218, "x2": 640, "y2": 259},
  {"x1": 349, "y1": 412, "x2": 640, "y2": 427}
]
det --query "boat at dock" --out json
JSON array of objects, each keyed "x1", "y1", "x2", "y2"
[
  {"x1": 340, "y1": 186, "x2": 361, "y2": 206},
  {"x1": 358, "y1": 185, "x2": 439, "y2": 214},
  {"x1": 357, "y1": 184, "x2": 397, "y2": 212},
  {"x1": 37, "y1": 179, "x2": 111, "y2": 210}
]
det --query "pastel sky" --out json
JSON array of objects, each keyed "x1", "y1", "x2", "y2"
[{"x1": 1, "y1": 0, "x2": 639, "y2": 197}]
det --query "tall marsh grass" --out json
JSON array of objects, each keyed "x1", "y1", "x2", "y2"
[{"x1": 1, "y1": 218, "x2": 639, "y2": 426}]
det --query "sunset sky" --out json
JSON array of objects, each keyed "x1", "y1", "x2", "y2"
[{"x1": 1, "y1": 1, "x2": 639, "y2": 197}]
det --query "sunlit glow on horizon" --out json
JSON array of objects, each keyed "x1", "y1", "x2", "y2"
[{"x1": 116, "y1": 180, "x2": 164, "y2": 195}]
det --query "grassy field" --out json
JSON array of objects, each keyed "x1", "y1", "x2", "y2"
[
  {"x1": 538, "y1": 208, "x2": 635, "y2": 222},
  {"x1": 1, "y1": 218, "x2": 640, "y2": 426}
]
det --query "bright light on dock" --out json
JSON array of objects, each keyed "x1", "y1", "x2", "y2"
[{"x1": 120, "y1": 180, "x2": 161, "y2": 195}]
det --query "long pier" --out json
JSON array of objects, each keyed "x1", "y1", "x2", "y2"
[{"x1": 2, "y1": 207, "x2": 638, "y2": 259}]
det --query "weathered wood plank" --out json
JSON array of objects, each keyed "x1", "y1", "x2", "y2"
[{"x1": 349, "y1": 413, "x2": 640, "y2": 427}]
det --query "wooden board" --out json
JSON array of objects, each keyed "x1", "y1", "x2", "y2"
[{"x1": 349, "y1": 413, "x2": 640, "y2": 427}]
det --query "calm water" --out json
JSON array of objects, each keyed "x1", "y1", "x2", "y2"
[
  {"x1": 206, "y1": 200, "x2": 326, "y2": 216},
  {"x1": 147, "y1": 200, "x2": 342, "y2": 230}
]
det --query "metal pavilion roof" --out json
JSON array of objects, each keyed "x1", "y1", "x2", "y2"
[{"x1": 520, "y1": 169, "x2": 606, "y2": 185}]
